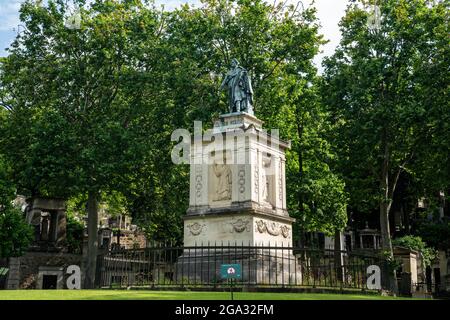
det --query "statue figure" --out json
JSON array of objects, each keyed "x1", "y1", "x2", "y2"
[
  {"x1": 220, "y1": 58, "x2": 254, "y2": 114},
  {"x1": 40, "y1": 213, "x2": 50, "y2": 241},
  {"x1": 213, "y1": 162, "x2": 232, "y2": 201}
]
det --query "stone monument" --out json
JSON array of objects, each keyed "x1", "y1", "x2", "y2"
[
  {"x1": 25, "y1": 197, "x2": 67, "y2": 252},
  {"x1": 6, "y1": 197, "x2": 81, "y2": 289},
  {"x1": 176, "y1": 60, "x2": 301, "y2": 285}
]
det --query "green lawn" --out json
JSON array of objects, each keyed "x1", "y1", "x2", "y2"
[{"x1": 0, "y1": 290, "x2": 419, "y2": 300}]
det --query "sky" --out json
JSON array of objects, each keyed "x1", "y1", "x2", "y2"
[{"x1": 0, "y1": 0, "x2": 350, "y2": 69}]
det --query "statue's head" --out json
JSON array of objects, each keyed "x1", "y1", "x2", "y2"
[{"x1": 231, "y1": 58, "x2": 239, "y2": 68}]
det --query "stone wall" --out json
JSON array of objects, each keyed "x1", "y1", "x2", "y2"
[
  {"x1": 110, "y1": 230, "x2": 147, "y2": 249},
  {"x1": 8, "y1": 252, "x2": 81, "y2": 289}
]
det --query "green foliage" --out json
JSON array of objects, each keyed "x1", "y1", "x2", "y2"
[
  {"x1": 0, "y1": 157, "x2": 33, "y2": 258},
  {"x1": 0, "y1": 0, "x2": 354, "y2": 243},
  {"x1": 0, "y1": 207, "x2": 33, "y2": 258},
  {"x1": 322, "y1": 0, "x2": 449, "y2": 250},
  {"x1": 104, "y1": 0, "x2": 344, "y2": 240},
  {"x1": 66, "y1": 212, "x2": 84, "y2": 254},
  {"x1": 392, "y1": 235, "x2": 437, "y2": 267},
  {"x1": 0, "y1": 157, "x2": 15, "y2": 204},
  {"x1": 415, "y1": 220, "x2": 450, "y2": 251},
  {"x1": 382, "y1": 250, "x2": 403, "y2": 273},
  {"x1": 0, "y1": 0, "x2": 155, "y2": 198},
  {"x1": 102, "y1": 191, "x2": 127, "y2": 218}
]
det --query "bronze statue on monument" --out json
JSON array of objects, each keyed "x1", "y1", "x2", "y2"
[{"x1": 220, "y1": 58, "x2": 254, "y2": 115}]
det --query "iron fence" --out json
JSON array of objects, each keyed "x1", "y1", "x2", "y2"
[
  {"x1": 0, "y1": 259, "x2": 8, "y2": 290},
  {"x1": 97, "y1": 243, "x2": 391, "y2": 291}
]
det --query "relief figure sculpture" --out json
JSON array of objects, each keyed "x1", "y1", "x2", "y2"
[{"x1": 213, "y1": 162, "x2": 232, "y2": 201}]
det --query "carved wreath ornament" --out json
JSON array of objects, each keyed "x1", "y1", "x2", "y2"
[
  {"x1": 186, "y1": 222, "x2": 206, "y2": 236},
  {"x1": 229, "y1": 218, "x2": 250, "y2": 233},
  {"x1": 255, "y1": 219, "x2": 290, "y2": 238}
]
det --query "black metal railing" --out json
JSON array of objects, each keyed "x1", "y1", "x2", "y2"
[
  {"x1": 0, "y1": 259, "x2": 9, "y2": 290},
  {"x1": 97, "y1": 243, "x2": 390, "y2": 291}
]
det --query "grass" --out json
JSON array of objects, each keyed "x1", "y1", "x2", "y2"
[{"x1": 0, "y1": 290, "x2": 421, "y2": 300}]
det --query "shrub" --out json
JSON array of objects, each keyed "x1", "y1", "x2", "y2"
[
  {"x1": 0, "y1": 206, "x2": 33, "y2": 258},
  {"x1": 392, "y1": 235, "x2": 437, "y2": 267}
]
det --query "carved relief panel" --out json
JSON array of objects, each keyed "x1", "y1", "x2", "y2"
[
  {"x1": 213, "y1": 163, "x2": 232, "y2": 201},
  {"x1": 209, "y1": 150, "x2": 233, "y2": 204},
  {"x1": 255, "y1": 219, "x2": 290, "y2": 238}
]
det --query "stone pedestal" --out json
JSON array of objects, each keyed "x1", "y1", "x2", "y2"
[
  {"x1": 175, "y1": 248, "x2": 301, "y2": 285},
  {"x1": 177, "y1": 112, "x2": 300, "y2": 285}
]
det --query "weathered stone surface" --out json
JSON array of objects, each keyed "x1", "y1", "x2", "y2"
[
  {"x1": 25, "y1": 197, "x2": 68, "y2": 252},
  {"x1": 7, "y1": 252, "x2": 81, "y2": 289},
  {"x1": 180, "y1": 111, "x2": 299, "y2": 285}
]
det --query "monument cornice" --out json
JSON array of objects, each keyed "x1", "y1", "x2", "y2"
[{"x1": 185, "y1": 202, "x2": 295, "y2": 224}]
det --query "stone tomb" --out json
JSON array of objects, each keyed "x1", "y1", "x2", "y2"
[
  {"x1": 25, "y1": 197, "x2": 67, "y2": 252},
  {"x1": 176, "y1": 112, "x2": 301, "y2": 285},
  {"x1": 7, "y1": 197, "x2": 81, "y2": 289}
]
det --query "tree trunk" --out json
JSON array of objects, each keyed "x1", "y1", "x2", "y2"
[
  {"x1": 84, "y1": 191, "x2": 98, "y2": 289},
  {"x1": 379, "y1": 137, "x2": 398, "y2": 294},
  {"x1": 379, "y1": 201, "x2": 393, "y2": 253},
  {"x1": 380, "y1": 199, "x2": 399, "y2": 294},
  {"x1": 334, "y1": 229, "x2": 345, "y2": 284},
  {"x1": 296, "y1": 112, "x2": 305, "y2": 247}
]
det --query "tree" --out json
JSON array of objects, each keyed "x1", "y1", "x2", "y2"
[
  {"x1": 135, "y1": 0, "x2": 346, "y2": 241},
  {"x1": 282, "y1": 78, "x2": 348, "y2": 241},
  {"x1": 65, "y1": 211, "x2": 84, "y2": 255},
  {"x1": 415, "y1": 220, "x2": 450, "y2": 251},
  {"x1": 0, "y1": 0, "x2": 161, "y2": 288},
  {"x1": 323, "y1": 0, "x2": 449, "y2": 291},
  {"x1": 0, "y1": 0, "x2": 348, "y2": 286},
  {"x1": 101, "y1": 0, "x2": 347, "y2": 243}
]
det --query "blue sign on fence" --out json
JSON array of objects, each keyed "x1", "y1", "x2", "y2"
[{"x1": 220, "y1": 264, "x2": 242, "y2": 280}]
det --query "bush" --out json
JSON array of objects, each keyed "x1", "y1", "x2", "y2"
[
  {"x1": 0, "y1": 156, "x2": 33, "y2": 258},
  {"x1": 392, "y1": 235, "x2": 437, "y2": 267},
  {"x1": 0, "y1": 206, "x2": 33, "y2": 258},
  {"x1": 66, "y1": 214, "x2": 84, "y2": 254},
  {"x1": 415, "y1": 220, "x2": 450, "y2": 250}
]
